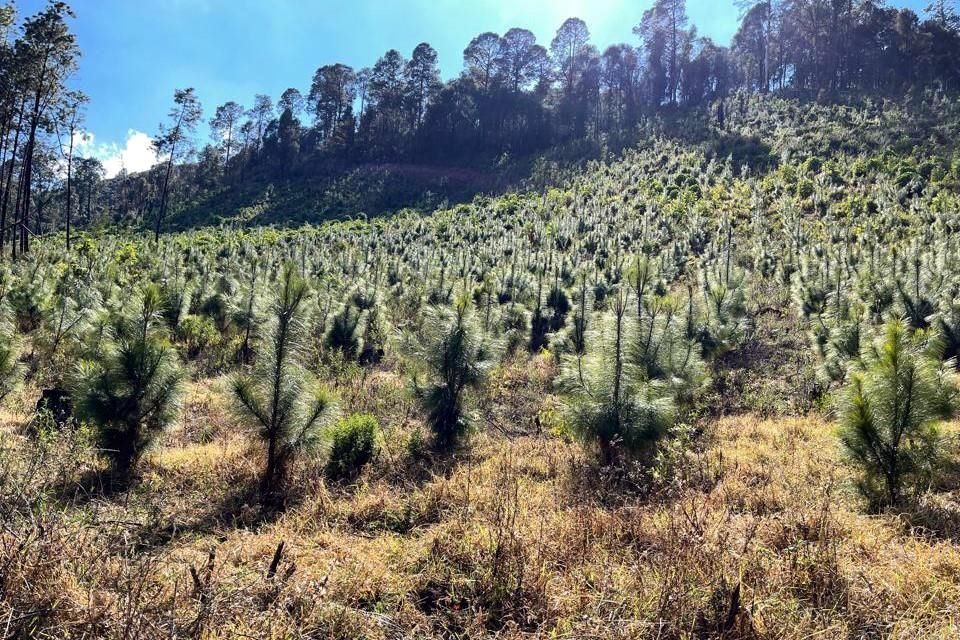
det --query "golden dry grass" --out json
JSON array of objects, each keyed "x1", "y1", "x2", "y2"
[{"x1": 2, "y1": 362, "x2": 960, "y2": 639}]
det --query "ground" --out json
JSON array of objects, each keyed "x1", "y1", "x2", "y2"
[{"x1": 2, "y1": 358, "x2": 960, "y2": 639}]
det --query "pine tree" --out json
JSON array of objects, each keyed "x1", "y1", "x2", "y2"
[
  {"x1": 406, "y1": 296, "x2": 498, "y2": 451},
  {"x1": 559, "y1": 287, "x2": 675, "y2": 465},
  {"x1": 73, "y1": 283, "x2": 184, "y2": 480},
  {"x1": 0, "y1": 300, "x2": 23, "y2": 403},
  {"x1": 837, "y1": 319, "x2": 957, "y2": 508},
  {"x1": 231, "y1": 264, "x2": 337, "y2": 502}
]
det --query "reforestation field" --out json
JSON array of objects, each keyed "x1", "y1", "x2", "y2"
[
  {"x1": 5, "y1": 0, "x2": 960, "y2": 638},
  {"x1": 1, "y1": 94, "x2": 960, "y2": 638}
]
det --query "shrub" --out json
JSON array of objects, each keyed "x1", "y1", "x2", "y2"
[
  {"x1": 837, "y1": 319, "x2": 956, "y2": 508},
  {"x1": 178, "y1": 313, "x2": 219, "y2": 360},
  {"x1": 0, "y1": 313, "x2": 23, "y2": 403},
  {"x1": 498, "y1": 303, "x2": 529, "y2": 355},
  {"x1": 8, "y1": 279, "x2": 45, "y2": 333},
  {"x1": 406, "y1": 428, "x2": 429, "y2": 463},
  {"x1": 698, "y1": 268, "x2": 750, "y2": 360},
  {"x1": 359, "y1": 304, "x2": 388, "y2": 365},
  {"x1": 73, "y1": 284, "x2": 184, "y2": 480},
  {"x1": 326, "y1": 413, "x2": 380, "y2": 480},
  {"x1": 34, "y1": 270, "x2": 97, "y2": 384},
  {"x1": 325, "y1": 303, "x2": 362, "y2": 359}
]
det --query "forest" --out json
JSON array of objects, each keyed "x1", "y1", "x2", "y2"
[{"x1": 2, "y1": 0, "x2": 960, "y2": 638}]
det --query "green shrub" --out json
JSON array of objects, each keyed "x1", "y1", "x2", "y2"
[
  {"x1": 407, "y1": 297, "x2": 499, "y2": 451},
  {"x1": 179, "y1": 313, "x2": 219, "y2": 360},
  {"x1": 0, "y1": 314, "x2": 23, "y2": 403},
  {"x1": 73, "y1": 284, "x2": 184, "y2": 480},
  {"x1": 326, "y1": 413, "x2": 380, "y2": 480},
  {"x1": 406, "y1": 428, "x2": 429, "y2": 463},
  {"x1": 325, "y1": 303, "x2": 362, "y2": 359},
  {"x1": 837, "y1": 319, "x2": 956, "y2": 508}
]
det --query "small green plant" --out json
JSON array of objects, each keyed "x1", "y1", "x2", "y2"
[
  {"x1": 232, "y1": 264, "x2": 338, "y2": 502},
  {"x1": 326, "y1": 413, "x2": 380, "y2": 480},
  {"x1": 407, "y1": 297, "x2": 498, "y2": 451},
  {"x1": 0, "y1": 314, "x2": 23, "y2": 403},
  {"x1": 178, "y1": 313, "x2": 219, "y2": 360},
  {"x1": 230, "y1": 262, "x2": 263, "y2": 365},
  {"x1": 406, "y1": 427, "x2": 429, "y2": 464},
  {"x1": 325, "y1": 302, "x2": 362, "y2": 359},
  {"x1": 559, "y1": 288, "x2": 675, "y2": 465},
  {"x1": 73, "y1": 284, "x2": 184, "y2": 480},
  {"x1": 698, "y1": 267, "x2": 750, "y2": 361},
  {"x1": 837, "y1": 318, "x2": 956, "y2": 508}
]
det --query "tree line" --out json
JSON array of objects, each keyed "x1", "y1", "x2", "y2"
[{"x1": 2, "y1": 0, "x2": 960, "y2": 248}]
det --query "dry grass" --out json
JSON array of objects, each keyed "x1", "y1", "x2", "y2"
[{"x1": 2, "y1": 359, "x2": 960, "y2": 638}]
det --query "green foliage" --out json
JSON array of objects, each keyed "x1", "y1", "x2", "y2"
[
  {"x1": 8, "y1": 278, "x2": 45, "y2": 333},
  {"x1": 697, "y1": 268, "x2": 750, "y2": 360},
  {"x1": 229, "y1": 263, "x2": 263, "y2": 365},
  {"x1": 326, "y1": 413, "x2": 381, "y2": 480},
  {"x1": 405, "y1": 428, "x2": 429, "y2": 465},
  {"x1": 814, "y1": 304, "x2": 865, "y2": 385},
  {"x1": 837, "y1": 319, "x2": 957, "y2": 508},
  {"x1": 406, "y1": 297, "x2": 498, "y2": 451},
  {"x1": 3, "y1": 93, "x2": 960, "y2": 501},
  {"x1": 0, "y1": 311, "x2": 23, "y2": 403},
  {"x1": 34, "y1": 268, "x2": 98, "y2": 384},
  {"x1": 559, "y1": 289, "x2": 676, "y2": 465},
  {"x1": 325, "y1": 303, "x2": 362, "y2": 359},
  {"x1": 73, "y1": 284, "x2": 184, "y2": 479},
  {"x1": 231, "y1": 264, "x2": 338, "y2": 500},
  {"x1": 178, "y1": 314, "x2": 219, "y2": 360}
]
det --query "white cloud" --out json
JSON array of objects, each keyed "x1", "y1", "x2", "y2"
[{"x1": 74, "y1": 129, "x2": 159, "y2": 179}]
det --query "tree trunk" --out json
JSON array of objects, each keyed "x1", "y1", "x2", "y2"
[
  {"x1": 155, "y1": 104, "x2": 187, "y2": 242},
  {"x1": 0, "y1": 101, "x2": 25, "y2": 258},
  {"x1": 155, "y1": 154, "x2": 175, "y2": 242},
  {"x1": 65, "y1": 125, "x2": 75, "y2": 250}
]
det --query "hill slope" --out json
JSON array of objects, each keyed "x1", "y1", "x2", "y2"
[
  {"x1": 156, "y1": 94, "x2": 960, "y2": 230},
  {"x1": 2, "y1": 95, "x2": 960, "y2": 638}
]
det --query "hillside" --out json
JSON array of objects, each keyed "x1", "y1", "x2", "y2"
[
  {"x1": 1, "y1": 92, "x2": 960, "y2": 637},
  {"x1": 6, "y1": 0, "x2": 960, "y2": 636},
  {"x1": 156, "y1": 92, "x2": 960, "y2": 230},
  {"x1": 7, "y1": 388, "x2": 960, "y2": 638}
]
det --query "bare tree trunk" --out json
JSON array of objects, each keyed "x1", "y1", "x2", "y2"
[
  {"x1": 155, "y1": 154, "x2": 175, "y2": 242},
  {"x1": 0, "y1": 101, "x2": 25, "y2": 258},
  {"x1": 11, "y1": 150, "x2": 27, "y2": 260},
  {"x1": 65, "y1": 121, "x2": 75, "y2": 250},
  {"x1": 154, "y1": 105, "x2": 186, "y2": 242}
]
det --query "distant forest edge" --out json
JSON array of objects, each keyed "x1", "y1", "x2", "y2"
[{"x1": 2, "y1": 0, "x2": 960, "y2": 242}]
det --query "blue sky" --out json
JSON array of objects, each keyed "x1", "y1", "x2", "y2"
[{"x1": 15, "y1": 0, "x2": 931, "y2": 175}]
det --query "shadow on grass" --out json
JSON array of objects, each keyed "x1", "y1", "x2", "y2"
[
  {"x1": 897, "y1": 458, "x2": 960, "y2": 543},
  {"x1": 131, "y1": 476, "x2": 309, "y2": 549}
]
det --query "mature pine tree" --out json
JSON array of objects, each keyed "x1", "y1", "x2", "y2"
[
  {"x1": 405, "y1": 42, "x2": 441, "y2": 132},
  {"x1": 9, "y1": 1, "x2": 78, "y2": 257},
  {"x1": 153, "y1": 88, "x2": 202, "y2": 241},
  {"x1": 209, "y1": 100, "x2": 244, "y2": 169}
]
